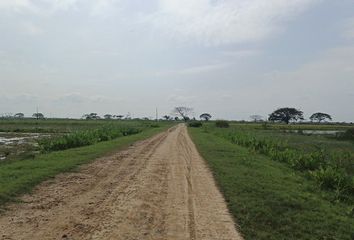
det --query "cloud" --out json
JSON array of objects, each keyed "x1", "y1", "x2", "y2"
[
  {"x1": 248, "y1": 45, "x2": 354, "y2": 120},
  {"x1": 20, "y1": 22, "x2": 43, "y2": 35},
  {"x1": 147, "y1": 0, "x2": 319, "y2": 45},
  {"x1": 342, "y1": 18, "x2": 354, "y2": 40},
  {"x1": 155, "y1": 62, "x2": 228, "y2": 77},
  {"x1": 221, "y1": 49, "x2": 261, "y2": 57}
]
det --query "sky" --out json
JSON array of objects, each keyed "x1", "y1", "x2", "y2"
[{"x1": 0, "y1": 0, "x2": 353, "y2": 121}]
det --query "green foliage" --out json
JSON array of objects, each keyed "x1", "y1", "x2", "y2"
[
  {"x1": 310, "y1": 112, "x2": 332, "y2": 122},
  {"x1": 38, "y1": 125, "x2": 142, "y2": 152},
  {"x1": 336, "y1": 128, "x2": 354, "y2": 141},
  {"x1": 189, "y1": 128, "x2": 354, "y2": 239},
  {"x1": 215, "y1": 120, "x2": 229, "y2": 128},
  {"x1": 188, "y1": 121, "x2": 203, "y2": 128},
  {"x1": 224, "y1": 130, "x2": 353, "y2": 200},
  {"x1": 268, "y1": 107, "x2": 304, "y2": 124},
  {"x1": 311, "y1": 167, "x2": 353, "y2": 196}
]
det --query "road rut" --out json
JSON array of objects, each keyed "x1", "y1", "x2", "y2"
[{"x1": 0, "y1": 124, "x2": 242, "y2": 240}]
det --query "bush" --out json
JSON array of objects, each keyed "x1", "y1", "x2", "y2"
[
  {"x1": 336, "y1": 128, "x2": 354, "y2": 141},
  {"x1": 311, "y1": 167, "x2": 353, "y2": 195},
  {"x1": 188, "y1": 121, "x2": 203, "y2": 128},
  {"x1": 215, "y1": 120, "x2": 229, "y2": 128},
  {"x1": 38, "y1": 125, "x2": 142, "y2": 152}
]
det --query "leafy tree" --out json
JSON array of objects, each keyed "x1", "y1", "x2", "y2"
[
  {"x1": 172, "y1": 107, "x2": 193, "y2": 122},
  {"x1": 200, "y1": 113, "x2": 212, "y2": 121},
  {"x1": 268, "y1": 107, "x2": 304, "y2": 124},
  {"x1": 174, "y1": 117, "x2": 179, "y2": 121},
  {"x1": 83, "y1": 113, "x2": 100, "y2": 120},
  {"x1": 310, "y1": 112, "x2": 332, "y2": 123},
  {"x1": 250, "y1": 115, "x2": 263, "y2": 122},
  {"x1": 14, "y1": 113, "x2": 25, "y2": 118},
  {"x1": 32, "y1": 113, "x2": 44, "y2": 119},
  {"x1": 104, "y1": 114, "x2": 113, "y2": 120}
]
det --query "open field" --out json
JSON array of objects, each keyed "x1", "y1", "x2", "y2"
[
  {"x1": 1, "y1": 119, "x2": 353, "y2": 239},
  {"x1": 189, "y1": 122, "x2": 354, "y2": 239},
  {"x1": 0, "y1": 119, "x2": 164, "y2": 161}
]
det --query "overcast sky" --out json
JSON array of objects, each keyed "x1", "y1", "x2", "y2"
[{"x1": 0, "y1": 0, "x2": 353, "y2": 121}]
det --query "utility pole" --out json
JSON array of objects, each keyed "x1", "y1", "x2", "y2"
[{"x1": 156, "y1": 107, "x2": 158, "y2": 122}]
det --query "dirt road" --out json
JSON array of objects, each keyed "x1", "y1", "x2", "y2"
[{"x1": 0, "y1": 124, "x2": 242, "y2": 240}]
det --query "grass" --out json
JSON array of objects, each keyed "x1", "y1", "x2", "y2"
[
  {"x1": 189, "y1": 127, "x2": 354, "y2": 240},
  {"x1": 0, "y1": 123, "x2": 171, "y2": 209}
]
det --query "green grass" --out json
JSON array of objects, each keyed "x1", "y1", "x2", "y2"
[
  {"x1": 189, "y1": 128, "x2": 354, "y2": 240},
  {"x1": 0, "y1": 124, "x2": 171, "y2": 209},
  {"x1": 0, "y1": 118, "x2": 160, "y2": 133}
]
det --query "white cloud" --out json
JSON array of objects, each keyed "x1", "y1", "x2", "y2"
[{"x1": 147, "y1": 0, "x2": 319, "y2": 45}]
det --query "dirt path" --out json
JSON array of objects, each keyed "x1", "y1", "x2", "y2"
[{"x1": 0, "y1": 124, "x2": 242, "y2": 240}]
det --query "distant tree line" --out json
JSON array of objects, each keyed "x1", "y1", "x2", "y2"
[{"x1": 0, "y1": 107, "x2": 337, "y2": 124}]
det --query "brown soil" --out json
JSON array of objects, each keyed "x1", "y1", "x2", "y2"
[{"x1": 0, "y1": 124, "x2": 243, "y2": 240}]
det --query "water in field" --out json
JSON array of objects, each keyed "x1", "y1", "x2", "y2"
[
  {"x1": 0, "y1": 132, "x2": 50, "y2": 161},
  {"x1": 284, "y1": 130, "x2": 344, "y2": 135}
]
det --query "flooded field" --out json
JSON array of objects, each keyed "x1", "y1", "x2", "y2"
[
  {"x1": 284, "y1": 130, "x2": 345, "y2": 135},
  {"x1": 0, "y1": 132, "x2": 51, "y2": 161}
]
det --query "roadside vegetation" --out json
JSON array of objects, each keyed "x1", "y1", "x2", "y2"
[
  {"x1": 0, "y1": 119, "x2": 173, "y2": 209},
  {"x1": 189, "y1": 122, "x2": 354, "y2": 239}
]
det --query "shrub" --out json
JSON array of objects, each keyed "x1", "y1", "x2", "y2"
[
  {"x1": 311, "y1": 167, "x2": 353, "y2": 195},
  {"x1": 215, "y1": 120, "x2": 230, "y2": 128},
  {"x1": 188, "y1": 121, "x2": 203, "y2": 128},
  {"x1": 38, "y1": 125, "x2": 142, "y2": 152},
  {"x1": 336, "y1": 128, "x2": 354, "y2": 141}
]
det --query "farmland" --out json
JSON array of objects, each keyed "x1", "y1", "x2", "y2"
[{"x1": 189, "y1": 122, "x2": 354, "y2": 239}]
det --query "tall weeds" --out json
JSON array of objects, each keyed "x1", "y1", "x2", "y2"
[
  {"x1": 38, "y1": 125, "x2": 142, "y2": 152},
  {"x1": 223, "y1": 131, "x2": 354, "y2": 201}
]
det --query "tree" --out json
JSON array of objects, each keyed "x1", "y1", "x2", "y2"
[
  {"x1": 268, "y1": 107, "x2": 303, "y2": 124},
  {"x1": 104, "y1": 114, "x2": 113, "y2": 120},
  {"x1": 83, "y1": 113, "x2": 100, "y2": 120},
  {"x1": 199, "y1": 113, "x2": 212, "y2": 121},
  {"x1": 14, "y1": 113, "x2": 25, "y2": 118},
  {"x1": 113, "y1": 115, "x2": 124, "y2": 120},
  {"x1": 172, "y1": 107, "x2": 193, "y2": 122},
  {"x1": 310, "y1": 112, "x2": 332, "y2": 123},
  {"x1": 163, "y1": 115, "x2": 172, "y2": 120},
  {"x1": 250, "y1": 115, "x2": 263, "y2": 122},
  {"x1": 32, "y1": 113, "x2": 44, "y2": 119}
]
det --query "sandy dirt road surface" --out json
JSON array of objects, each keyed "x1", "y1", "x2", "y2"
[{"x1": 0, "y1": 124, "x2": 242, "y2": 240}]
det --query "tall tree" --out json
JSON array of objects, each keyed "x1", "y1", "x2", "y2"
[
  {"x1": 32, "y1": 113, "x2": 44, "y2": 119},
  {"x1": 172, "y1": 107, "x2": 193, "y2": 122},
  {"x1": 14, "y1": 113, "x2": 25, "y2": 118},
  {"x1": 104, "y1": 114, "x2": 113, "y2": 120},
  {"x1": 199, "y1": 113, "x2": 212, "y2": 121},
  {"x1": 83, "y1": 113, "x2": 100, "y2": 120},
  {"x1": 310, "y1": 112, "x2": 332, "y2": 123},
  {"x1": 268, "y1": 108, "x2": 303, "y2": 124}
]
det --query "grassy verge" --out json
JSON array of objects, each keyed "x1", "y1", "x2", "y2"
[
  {"x1": 189, "y1": 128, "x2": 354, "y2": 240},
  {"x1": 0, "y1": 125, "x2": 171, "y2": 209}
]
